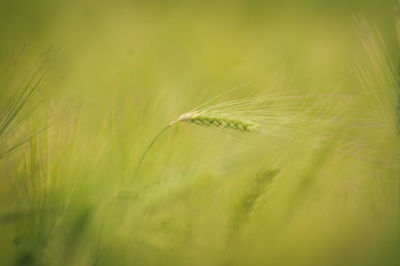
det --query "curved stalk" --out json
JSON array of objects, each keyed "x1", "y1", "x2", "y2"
[{"x1": 132, "y1": 124, "x2": 171, "y2": 180}]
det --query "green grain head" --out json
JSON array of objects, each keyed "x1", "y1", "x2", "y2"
[{"x1": 171, "y1": 111, "x2": 260, "y2": 132}]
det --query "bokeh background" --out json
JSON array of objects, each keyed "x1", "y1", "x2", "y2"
[{"x1": 1, "y1": 0, "x2": 400, "y2": 265}]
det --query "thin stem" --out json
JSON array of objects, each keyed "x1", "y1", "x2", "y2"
[{"x1": 132, "y1": 124, "x2": 171, "y2": 180}]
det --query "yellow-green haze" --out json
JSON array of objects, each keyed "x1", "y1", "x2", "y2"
[{"x1": 0, "y1": 0, "x2": 400, "y2": 265}]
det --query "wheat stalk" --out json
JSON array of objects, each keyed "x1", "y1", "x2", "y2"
[
  {"x1": 133, "y1": 91, "x2": 336, "y2": 180},
  {"x1": 133, "y1": 109, "x2": 258, "y2": 180}
]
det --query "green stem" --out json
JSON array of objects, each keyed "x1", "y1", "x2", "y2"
[{"x1": 132, "y1": 124, "x2": 171, "y2": 180}]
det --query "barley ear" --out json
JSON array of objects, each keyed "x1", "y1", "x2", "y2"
[{"x1": 133, "y1": 110, "x2": 259, "y2": 181}]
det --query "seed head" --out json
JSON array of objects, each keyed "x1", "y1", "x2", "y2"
[{"x1": 171, "y1": 110, "x2": 259, "y2": 132}]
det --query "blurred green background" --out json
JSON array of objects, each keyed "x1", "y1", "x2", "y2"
[{"x1": 0, "y1": 0, "x2": 400, "y2": 265}]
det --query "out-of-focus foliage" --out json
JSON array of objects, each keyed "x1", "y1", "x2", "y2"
[{"x1": 0, "y1": 0, "x2": 399, "y2": 266}]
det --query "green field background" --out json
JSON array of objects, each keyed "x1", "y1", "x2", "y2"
[{"x1": 0, "y1": 0, "x2": 400, "y2": 265}]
